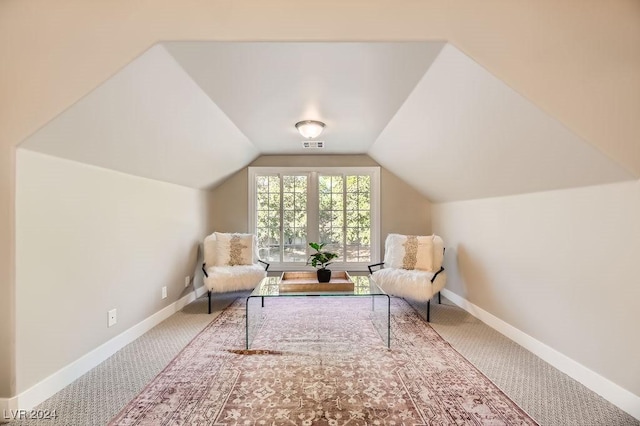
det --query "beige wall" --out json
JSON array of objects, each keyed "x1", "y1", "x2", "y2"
[
  {"x1": 209, "y1": 155, "x2": 432, "y2": 261},
  {"x1": 15, "y1": 150, "x2": 208, "y2": 392},
  {"x1": 432, "y1": 181, "x2": 640, "y2": 396}
]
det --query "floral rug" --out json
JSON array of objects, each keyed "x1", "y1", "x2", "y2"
[{"x1": 110, "y1": 297, "x2": 537, "y2": 425}]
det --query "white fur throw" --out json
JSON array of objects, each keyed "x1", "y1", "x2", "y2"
[
  {"x1": 371, "y1": 268, "x2": 447, "y2": 302},
  {"x1": 203, "y1": 264, "x2": 266, "y2": 293}
]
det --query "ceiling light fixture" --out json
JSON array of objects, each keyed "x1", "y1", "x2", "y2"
[{"x1": 295, "y1": 120, "x2": 325, "y2": 139}]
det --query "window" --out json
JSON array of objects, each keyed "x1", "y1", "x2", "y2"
[
  {"x1": 255, "y1": 174, "x2": 308, "y2": 263},
  {"x1": 249, "y1": 167, "x2": 380, "y2": 270}
]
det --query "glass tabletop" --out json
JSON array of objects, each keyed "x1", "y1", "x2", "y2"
[{"x1": 248, "y1": 274, "x2": 386, "y2": 297}]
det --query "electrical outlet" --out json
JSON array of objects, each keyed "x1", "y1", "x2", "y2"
[
  {"x1": 108, "y1": 309, "x2": 117, "y2": 327},
  {"x1": 184, "y1": 276, "x2": 190, "y2": 288},
  {"x1": 161, "y1": 286, "x2": 167, "y2": 299}
]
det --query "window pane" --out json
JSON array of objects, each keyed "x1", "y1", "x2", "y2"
[
  {"x1": 268, "y1": 176, "x2": 279, "y2": 191},
  {"x1": 283, "y1": 192, "x2": 294, "y2": 209},
  {"x1": 255, "y1": 175, "x2": 281, "y2": 262},
  {"x1": 319, "y1": 176, "x2": 332, "y2": 194},
  {"x1": 331, "y1": 193, "x2": 343, "y2": 210},
  {"x1": 283, "y1": 210, "x2": 294, "y2": 227},
  {"x1": 318, "y1": 175, "x2": 345, "y2": 262},
  {"x1": 295, "y1": 192, "x2": 307, "y2": 211},
  {"x1": 257, "y1": 176, "x2": 269, "y2": 189},
  {"x1": 256, "y1": 175, "x2": 308, "y2": 262},
  {"x1": 319, "y1": 192, "x2": 331, "y2": 210},
  {"x1": 346, "y1": 192, "x2": 358, "y2": 211},
  {"x1": 359, "y1": 228, "x2": 370, "y2": 245},
  {"x1": 358, "y1": 193, "x2": 370, "y2": 211},
  {"x1": 331, "y1": 175, "x2": 343, "y2": 191},
  {"x1": 268, "y1": 193, "x2": 280, "y2": 207},
  {"x1": 257, "y1": 192, "x2": 269, "y2": 208},
  {"x1": 343, "y1": 175, "x2": 371, "y2": 262},
  {"x1": 282, "y1": 175, "x2": 294, "y2": 190}
]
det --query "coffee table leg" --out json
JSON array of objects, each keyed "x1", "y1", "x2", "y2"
[
  {"x1": 371, "y1": 294, "x2": 391, "y2": 348},
  {"x1": 246, "y1": 296, "x2": 265, "y2": 350},
  {"x1": 385, "y1": 295, "x2": 390, "y2": 348},
  {"x1": 245, "y1": 297, "x2": 250, "y2": 349}
]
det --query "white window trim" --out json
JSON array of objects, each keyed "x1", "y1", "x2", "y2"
[{"x1": 248, "y1": 166, "x2": 380, "y2": 271}]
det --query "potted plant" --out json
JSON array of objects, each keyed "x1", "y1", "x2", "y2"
[{"x1": 307, "y1": 242, "x2": 338, "y2": 283}]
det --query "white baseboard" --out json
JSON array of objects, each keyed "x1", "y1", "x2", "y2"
[
  {"x1": 194, "y1": 284, "x2": 207, "y2": 299},
  {"x1": 2, "y1": 288, "x2": 206, "y2": 412},
  {"x1": 441, "y1": 289, "x2": 640, "y2": 421}
]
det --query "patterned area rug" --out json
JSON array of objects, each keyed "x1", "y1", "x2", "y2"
[{"x1": 110, "y1": 297, "x2": 537, "y2": 425}]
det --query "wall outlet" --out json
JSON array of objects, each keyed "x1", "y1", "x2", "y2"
[
  {"x1": 161, "y1": 286, "x2": 167, "y2": 299},
  {"x1": 108, "y1": 309, "x2": 117, "y2": 327},
  {"x1": 184, "y1": 276, "x2": 190, "y2": 288}
]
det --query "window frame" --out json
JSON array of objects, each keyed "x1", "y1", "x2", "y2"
[{"x1": 248, "y1": 166, "x2": 380, "y2": 271}]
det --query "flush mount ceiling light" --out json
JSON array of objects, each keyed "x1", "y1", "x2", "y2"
[{"x1": 295, "y1": 120, "x2": 325, "y2": 139}]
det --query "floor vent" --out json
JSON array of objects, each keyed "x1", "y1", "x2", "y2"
[{"x1": 301, "y1": 141, "x2": 325, "y2": 149}]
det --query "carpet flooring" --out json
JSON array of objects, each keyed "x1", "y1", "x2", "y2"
[{"x1": 4, "y1": 292, "x2": 638, "y2": 426}]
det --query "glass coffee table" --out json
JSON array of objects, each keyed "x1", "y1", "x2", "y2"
[{"x1": 245, "y1": 274, "x2": 390, "y2": 349}]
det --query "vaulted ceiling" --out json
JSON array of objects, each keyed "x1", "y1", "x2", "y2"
[{"x1": 19, "y1": 41, "x2": 636, "y2": 201}]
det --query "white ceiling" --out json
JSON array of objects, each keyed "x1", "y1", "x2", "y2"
[
  {"x1": 163, "y1": 41, "x2": 445, "y2": 154},
  {"x1": 19, "y1": 41, "x2": 635, "y2": 200}
]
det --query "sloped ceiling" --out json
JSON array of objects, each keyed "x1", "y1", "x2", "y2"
[
  {"x1": 19, "y1": 41, "x2": 636, "y2": 200},
  {"x1": 19, "y1": 44, "x2": 259, "y2": 190},
  {"x1": 369, "y1": 44, "x2": 635, "y2": 201}
]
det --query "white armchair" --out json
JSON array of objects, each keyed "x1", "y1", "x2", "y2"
[
  {"x1": 201, "y1": 232, "x2": 269, "y2": 313},
  {"x1": 368, "y1": 234, "x2": 446, "y2": 322}
]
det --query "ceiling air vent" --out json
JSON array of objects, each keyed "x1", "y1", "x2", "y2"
[{"x1": 301, "y1": 141, "x2": 325, "y2": 149}]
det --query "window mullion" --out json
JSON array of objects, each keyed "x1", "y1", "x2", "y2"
[
  {"x1": 307, "y1": 172, "x2": 319, "y2": 256},
  {"x1": 279, "y1": 174, "x2": 284, "y2": 263},
  {"x1": 342, "y1": 173, "x2": 347, "y2": 262}
]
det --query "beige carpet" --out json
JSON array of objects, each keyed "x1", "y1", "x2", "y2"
[
  {"x1": 110, "y1": 297, "x2": 537, "y2": 425},
  {"x1": 4, "y1": 292, "x2": 638, "y2": 425}
]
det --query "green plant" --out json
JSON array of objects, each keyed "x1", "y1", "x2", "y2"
[{"x1": 306, "y1": 242, "x2": 338, "y2": 270}]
